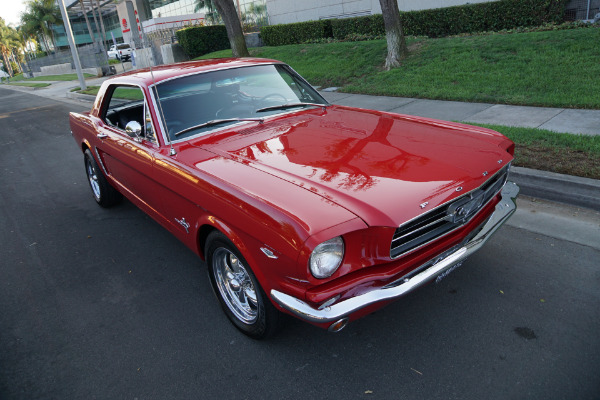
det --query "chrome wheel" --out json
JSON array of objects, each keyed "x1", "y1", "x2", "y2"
[
  {"x1": 83, "y1": 149, "x2": 122, "y2": 207},
  {"x1": 212, "y1": 247, "x2": 258, "y2": 324},
  {"x1": 86, "y1": 159, "x2": 101, "y2": 200}
]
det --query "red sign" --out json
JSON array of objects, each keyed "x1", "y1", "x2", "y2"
[{"x1": 122, "y1": 18, "x2": 128, "y2": 29}]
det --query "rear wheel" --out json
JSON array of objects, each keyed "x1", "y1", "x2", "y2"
[
  {"x1": 206, "y1": 231, "x2": 282, "y2": 339},
  {"x1": 84, "y1": 149, "x2": 122, "y2": 207}
]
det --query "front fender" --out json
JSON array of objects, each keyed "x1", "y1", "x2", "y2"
[{"x1": 194, "y1": 215, "x2": 305, "y2": 302}]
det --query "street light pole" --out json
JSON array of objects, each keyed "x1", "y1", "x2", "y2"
[{"x1": 58, "y1": 0, "x2": 87, "y2": 90}]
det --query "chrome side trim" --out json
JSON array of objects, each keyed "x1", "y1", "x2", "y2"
[
  {"x1": 93, "y1": 147, "x2": 108, "y2": 176},
  {"x1": 260, "y1": 247, "x2": 278, "y2": 259},
  {"x1": 271, "y1": 181, "x2": 519, "y2": 324},
  {"x1": 175, "y1": 217, "x2": 190, "y2": 233}
]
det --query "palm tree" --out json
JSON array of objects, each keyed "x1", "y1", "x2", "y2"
[
  {"x1": 194, "y1": 0, "x2": 222, "y2": 25},
  {"x1": 21, "y1": 0, "x2": 62, "y2": 54},
  {"x1": 242, "y1": 2, "x2": 267, "y2": 29},
  {"x1": 0, "y1": 19, "x2": 22, "y2": 76}
]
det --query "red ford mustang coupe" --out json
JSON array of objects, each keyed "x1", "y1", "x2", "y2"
[{"x1": 70, "y1": 58, "x2": 519, "y2": 338}]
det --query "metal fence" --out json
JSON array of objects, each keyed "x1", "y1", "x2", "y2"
[
  {"x1": 565, "y1": 0, "x2": 600, "y2": 20},
  {"x1": 24, "y1": 43, "x2": 110, "y2": 73}
]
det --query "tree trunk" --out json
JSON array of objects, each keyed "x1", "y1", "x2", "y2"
[
  {"x1": 95, "y1": 0, "x2": 108, "y2": 51},
  {"x1": 213, "y1": 0, "x2": 249, "y2": 57},
  {"x1": 79, "y1": 0, "x2": 96, "y2": 44},
  {"x1": 378, "y1": 0, "x2": 408, "y2": 70},
  {"x1": 10, "y1": 51, "x2": 22, "y2": 74},
  {"x1": 89, "y1": 1, "x2": 102, "y2": 50},
  {"x1": 3, "y1": 52, "x2": 14, "y2": 76},
  {"x1": 41, "y1": 33, "x2": 52, "y2": 55},
  {"x1": 51, "y1": 25, "x2": 58, "y2": 50}
]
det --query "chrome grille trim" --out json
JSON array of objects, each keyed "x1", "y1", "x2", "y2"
[
  {"x1": 391, "y1": 215, "x2": 449, "y2": 243},
  {"x1": 390, "y1": 164, "x2": 510, "y2": 259}
]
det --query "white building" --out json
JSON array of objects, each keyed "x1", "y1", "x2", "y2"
[{"x1": 266, "y1": 0, "x2": 496, "y2": 25}]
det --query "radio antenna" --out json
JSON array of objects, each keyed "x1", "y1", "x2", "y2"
[{"x1": 140, "y1": 22, "x2": 176, "y2": 156}]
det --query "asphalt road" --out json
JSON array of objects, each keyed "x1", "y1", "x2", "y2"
[{"x1": 1, "y1": 87, "x2": 599, "y2": 400}]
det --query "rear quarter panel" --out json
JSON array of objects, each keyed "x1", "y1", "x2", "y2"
[{"x1": 70, "y1": 111, "x2": 96, "y2": 152}]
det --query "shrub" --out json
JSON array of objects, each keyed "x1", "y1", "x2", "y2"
[
  {"x1": 400, "y1": 0, "x2": 568, "y2": 38},
  {"x1": 331, "y1": 14, "x2": 385, "y2": 39},
  {"x1": 260, "y1": 20, "x2": 332, "y2": 46},
  {"x1": 176, "y1": 25, "x2": 230, "y2": 58},
  {"x1": 260, "y1": 0, "x2": 568, "y2": 44},
  {"x1": 10, "y1": 61, "x2": 20, "y2": 75}
]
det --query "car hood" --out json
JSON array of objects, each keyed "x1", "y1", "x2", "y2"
[{"x1": 196, "y1": 106, "x2": 512, "y2": 227}]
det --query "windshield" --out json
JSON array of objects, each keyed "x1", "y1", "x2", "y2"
[{"x1": 154, "y1": 64, "x2": 327, "y2": 141}]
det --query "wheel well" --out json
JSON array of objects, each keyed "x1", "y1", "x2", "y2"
[
  {"x1": 82, "y1": 142, "x2": 90, "y2": 153},
  {"x1": 197, "y1": 225, "x2": 218, "y2": 260}
]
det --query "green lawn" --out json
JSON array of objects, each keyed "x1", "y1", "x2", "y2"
[
  {"x1": 200, "y1": 28, "x2": 600, "y2": 109},
  {"x1": 13, "y1": 73, "x2": 96, "y2": 82},
  {"x1": 469, "y1": 123, "x2": 600, "y2": 179},
  {"x1": 6, "y1": 82, "x2": 51, "y2": 88},
  {"x1": 71, "y1": 85, "x2": 143, "y2": 100},
  {"x1": 71, "y1": 85, "x2": 100, "y2": 95}
]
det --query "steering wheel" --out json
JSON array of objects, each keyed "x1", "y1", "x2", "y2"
[{"x1": 258, "y1": 93, "x2": 288, "y2": 103}]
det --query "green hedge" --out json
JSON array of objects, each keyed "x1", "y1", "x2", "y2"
[
  {"x1": 176, "y1": 25, "x2": 230, "y2": 58},
  {"x1": 401, "y1": 0, "x2": 567, "y2": 38},
  {"x1": 260, "y1": 0, "x2": 567, "y2": 44},
  {"x1": 331, "y1": 14, "x2": 385, "y2": 38},
  {"x1": 260, "y1": 20, "x2": 333, "y2": 46}
]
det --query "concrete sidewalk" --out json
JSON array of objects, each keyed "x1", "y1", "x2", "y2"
[
  {"x1": 2, "y1": 76, "x2": 110, "y2": 107},
  {"x1": 320, "y1": 91, "x2": 600, "y2": 136}
]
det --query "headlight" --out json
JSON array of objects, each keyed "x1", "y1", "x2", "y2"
[{"x1": 309, "y1": 236, "x2": 344, "y2": 279}]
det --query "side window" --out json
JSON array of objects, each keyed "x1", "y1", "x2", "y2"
[{"x1": 103, "y1": 85, "x2": 156, "y2": 144}]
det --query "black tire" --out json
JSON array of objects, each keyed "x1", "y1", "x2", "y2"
[
  {"x1": 84, "y1": 149, "x2": 122, "y2": 207},
  {"x1": 206, "y1": 231, "x2": 282, "y2": 339}
]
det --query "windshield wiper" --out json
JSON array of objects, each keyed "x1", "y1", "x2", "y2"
[
  {"x1": 173, "y1": 118, "x2": 264, "y2": 136},
  {"x1": 255, "y1": 102, "x2": 328, "y2": 113}
]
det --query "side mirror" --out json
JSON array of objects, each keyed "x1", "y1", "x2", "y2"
[{"x1": 125, "y1": 121, "x2": 142, "y2": 141}]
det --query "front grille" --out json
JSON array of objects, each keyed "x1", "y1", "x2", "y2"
[{"x1": 390, "y1": 165, "x2": 510, "y2": 259}]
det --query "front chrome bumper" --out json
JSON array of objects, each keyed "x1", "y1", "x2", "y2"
[{"x1": 271, "y1": 181, "x2": 520, "y2": 324}]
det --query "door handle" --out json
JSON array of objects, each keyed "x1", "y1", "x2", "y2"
[{"x1": 97, "y1": 132, "x2": 108, "y2": 139}]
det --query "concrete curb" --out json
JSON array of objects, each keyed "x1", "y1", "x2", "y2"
[
  {"x1": 66, "y1": 91, "x2": 97, "y2": 102},
  {"x1": 3, "y1": 84, "x2": 43, "y2": 91},
  {"x1": 509, "y1": 166, "x2": 600, "y2": 212}
]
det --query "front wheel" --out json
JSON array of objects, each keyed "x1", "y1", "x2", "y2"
[
  {"x1": 84, "y1": 149, "x2": 122, "y2": 207},
  {"x1": 206, "y1": 231, "x2": 282, "y2": 339}
]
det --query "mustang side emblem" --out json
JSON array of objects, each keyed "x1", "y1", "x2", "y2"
[{"x1": 175, "y1": 217, "x2": 190, "y2": 233}]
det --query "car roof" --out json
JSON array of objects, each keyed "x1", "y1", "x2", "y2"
[{"x1": 108, "y1": 58, "x2": 283, "y2": 87}]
